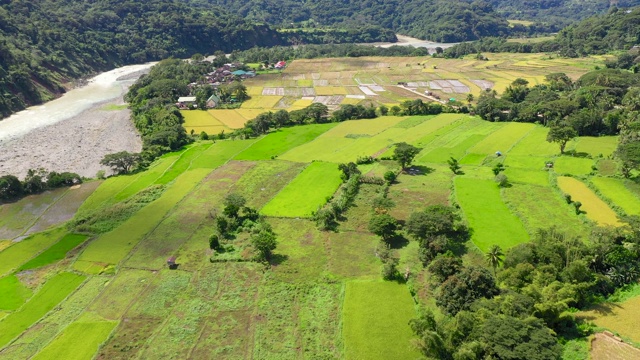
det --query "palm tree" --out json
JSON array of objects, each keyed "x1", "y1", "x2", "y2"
[{"x1": 485, "y1": 244, "x2": 504, "y2": 276}]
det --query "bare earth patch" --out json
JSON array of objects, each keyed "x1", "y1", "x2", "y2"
[{"x1": 591, "y1": 332, "x2": 640, "y2": 360}]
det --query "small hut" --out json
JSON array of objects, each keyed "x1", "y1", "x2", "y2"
[{"x1": 167, "y1": 256, "x2": 177, "y2": 269}]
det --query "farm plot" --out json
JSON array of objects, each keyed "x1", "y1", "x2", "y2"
[
  {"x1": 208, "y1": 109, "x2": 250, "y2": 129},
  {"x1": 262, "y1": 87, "x2": 285, "y2": 96},
  {"x1": 280, "y1": 114, "x2": 463, "y2": 163},
  {"x1": 417, "y1": 118, "x2": 500, "y2": 163},
  {"x1": 388, "y1": 164, "x2": 453, "y2": 221},
  {"x1": 241, "y1": 95, "x2": 283, "y2": 109},
  {"x1": 322, "y1": 116, "x2": 405, "y2": 137},
  {"x1": 557, "y1": 177, "x2": 622, "y2": 227},
  {"x1": 2, "y1": 277, "x2": 107, "y2": 359},
  {"x1": 229, "y1": 161, "x2": 307, "y2": 210},
  {"x1": 0, "y1": 227, "x2": 66, "y2": 277},
  {"x1": 124, "y1": 162, "x2": 254, "y2": 270},
  {"x1": 74, "y1": 169, "x2": 211, "y2": 273},
  {"x1": 154, "y1": 143, "x2": 212, "y2": 185},
  {"x1": 554, "y1": 156, "x2": 594, "y2": 176},
  {"x1": 267, "y1": 219, "x2": 328, "y2": 282},
  {"x1": 579, "y1": 296, "x2": 640, "y2": 344},
  {"x1": 503, "y1": 168, "x2": 550, "y2": 186},
  {"x1": 18, "y1": 234, "x2": 88, "y2": 271},
  {"x1": 261, "y1": 162, "x2": 342, "y2": 218},
  {"x1": 0, "y1": 188, "x2": 67, "y2": 240},
  {"x1": 574, "y1": 136, "x2": 618, "y2": 157},
  {"x1": 0, "y1": 275, "x2": 32, "y2": 311},
  {"x1": 87, "y1": 269, "x2": 153, "y2": 320},
  {"x1": 26, "y1": 182, "x2": 101, "y2": 235},
  {"x1": 455, "y1": 178, "x2": 530, "y2": 251},
  {"x1": 326, "y1": 231, "x2": 380, "y2": 279},
  {"x1": 0, "y1": 272, "x2": 86, "y2": 348},
  {"x1": 181, "y1": 110, "x2": 230, "y2": 135},
  {"x1": 463, "y1": 123, "x2": 534, "y2": 165},
  {"x1": 189, "y1": 138, "x2": 257, "y2": 169},
  {"x1": 502, "y1": 184, "x2": 590, "y2": 238},
  {"x1": 315, "y1": 86, "x2": 348, "y2": 96},
  {"x1": 428, "y1": 79, "x2": 470, "y2": 93},
  {"x1": 31, "y1": 318, "x2": 117, "y2": 360},
  {"x1": 507, "y1": 126, "x2": 558, "y2": 157},
  {"x1": 313, "y1": 95, "x2": 344, "y2": 106},
  {"x1": 591, "y1": 177, "x2": 640, "y2": 216},
  {"x1": 253, "y1": 282, "x2": 342, "y2": 359},
  {"x1": 342, "y1": 281, "x2": 420, "y2": 360}
]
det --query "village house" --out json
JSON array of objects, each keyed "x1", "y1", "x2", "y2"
[{"x1": 176, "y1": 96, "x2": 197, "y2": 109}]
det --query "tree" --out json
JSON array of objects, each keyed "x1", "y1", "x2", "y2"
[
  {"x1": 0, "y1": 175, "x2": 23, "y2": 200},
  {"x1": 406, "y1": 205, "x2": 460, "y2": 242},
  {"x1": 100, "y1": 151, "x2": 141, "y2": 174},
  {"x1": 481, "y1": 315, "x2": 562, "y2": 360},
  {"x1": 485, "y1": 245, "x2": 504, "y2": 276},
  {"x1": 447, "y1": 157, "x2": 461, "y2": 174},
  {"x1": 383, "y1": 171, "x2": 397, "y2": 184},
  {"x1": 272, "y1": 109, "x2": 290, "y2": 128},
  {"x1": 546, "y1": 126, "x2": 577, "y2": 154},
  {"x1": 251, "y1": 230, "x2": 277, "y2": 261},
  {"x1": 466, "y1": 93, "x2": 474, "y2": 104},
  {"x1": 338, "y1": 162, "x2": 360, "y2": 181},
  {"x1": 427, "y1": 253, "x2": 463, "y2": 283},
  {"x1": 617, "y1": 141, "x2": 640, "y2": 178},
  {"x1": 223, "y1": 193, "x2": 246, "y2": 218},
  {"x1": 394, "y1": 142, "x2": 421, "y2": 170},
  {"x1": 378, "y1": 104, "x2": 389, "y2": 116},
  {"x1": 435, "y1": 266, "x2": 499, "y2": 315},
  {"x1": 368, "y1": 214, "x2": 398, "y2": 242},
  {"x1": 491, "y1": 163, "x2": 505, "y2": 176}
]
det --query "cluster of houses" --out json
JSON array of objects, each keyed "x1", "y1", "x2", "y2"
[{"x1": 176, "y1": 60, "x2": 287, "y2": 110}]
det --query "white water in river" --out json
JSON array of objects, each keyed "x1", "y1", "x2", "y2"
[{"x1": 0, "y1": 62, "x2": 156, "y2": 144}]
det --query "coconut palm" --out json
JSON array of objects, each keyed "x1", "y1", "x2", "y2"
[{"x1": 485, "y1": 244, "x2": 504, "y2": 276}]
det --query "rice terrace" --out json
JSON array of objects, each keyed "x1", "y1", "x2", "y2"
[{"x1": 2, "y1": 49, "x2": 640, "y2": 360}]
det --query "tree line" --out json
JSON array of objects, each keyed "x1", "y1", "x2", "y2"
[{"x1": 0, "y1": 169, "x2": 82, "y2": 202}]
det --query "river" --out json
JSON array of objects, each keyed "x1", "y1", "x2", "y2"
[
  {"x1": 0, "y1": 63, "x2": 155, "y2": 178},
  {"x1": 0, "y1": 63, "x2": 155, "y2": 144}
]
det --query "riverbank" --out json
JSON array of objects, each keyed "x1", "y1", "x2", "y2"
[{"x1": 0, "y1": 63, "x2": 154, "y2": 179}]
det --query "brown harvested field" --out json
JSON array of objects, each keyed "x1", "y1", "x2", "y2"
[
  {"x1": 190, "y1": 311, "x2": 255, "y2": 359},
  {"x1": 579, "y1": 296, "x2": 640, "y2": 343},
  {"x1": 26, "y1": 181, "x2": 102, "y2": 235},
  {"x1": 590, "y1": 333, "x2": 640, "y2": 360}
]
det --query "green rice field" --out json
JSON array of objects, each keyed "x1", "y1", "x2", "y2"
[
  {"x1": 2, "y1": 54, "x2": 637, "y2": 359},
  {"x1": 261, "y1": 161, "x2": 342, "y2": 217}
]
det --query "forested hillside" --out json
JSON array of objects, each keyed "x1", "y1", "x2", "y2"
[
  {"x1": 489, "y1": 0, "x2": 640, "y2": 29},
  {"x1": 0, "y1": 0, "x2": 285, "y2": 118},
  {"x1": 209, "y1": 0, "x2": 512, "y2": 43},
  {"x1": 446, "y1": 7, "x2": 640, "y2": 58}
]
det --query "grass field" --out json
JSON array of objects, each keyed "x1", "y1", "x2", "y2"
[
  {"x1": 343, "y1": 281, "x2": 421, "y2": 360},
  {"x1": 2, "y1": 54, "x2": 630, "y2": 358},
  {"x1": 557, "y1": 177, "x2": 622, "y2": 227},
  {"x1": 554, "y1": 156, "x2": 595, "y2": 176},
  {"x1": 0, "y1": 272, "x2": 86, "y2": 348},
  {"x1": 18, "y1": 234, "x2": 88, "y2": 271},
  {"x1": 455, "y1": 178, "x2": 530, "y2": 251},
  {"x1": 591, "y1": 177, "x2": 640, "y2": 216},
  {"x1": 0, "y1": 275, "x2": 32, "y2": 311},
  {"x1": 234, "y1": 123, "x2": 337, "y2": 160},
  {"x1": 0, "y1": 227, "x2": 66, "y2": 277},
  {"x1": 74, "y1": 169, "x2": 211, "y2": 273},
  {"x1": 261, "y1": 162, "x2": 342, "y2": 217},
  {"x1": 580, "y1": 296, "x2": 640, "y2": 344},
  {"x1": 32, "y1": 318, "x2": 117, "y2": 360}
]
